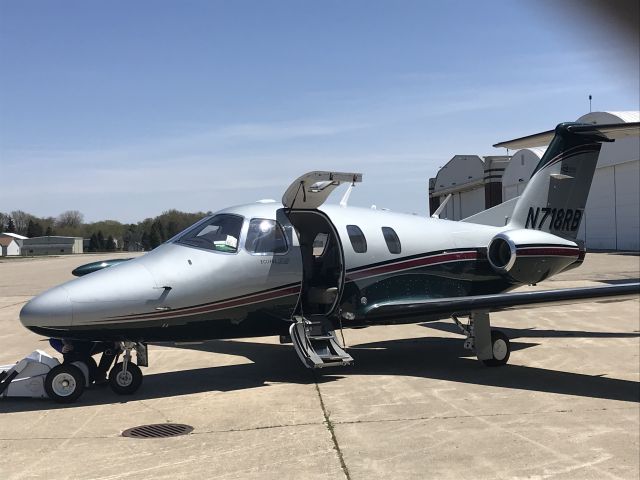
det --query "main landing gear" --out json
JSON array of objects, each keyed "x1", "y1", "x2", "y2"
[{"x1": 452, "y1": 311, "x2": 511, "y2": 366}]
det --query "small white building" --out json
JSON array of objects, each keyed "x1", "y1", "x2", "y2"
[
  {"x1": 21, "y1": 236, "x2": 84, "y2": 256},
  {"x1": 0, "y1": 237, "x2": 20, "y2": 256},
  {"x1": 0, "y1": 232, "x2": 28, "y2": 256}
]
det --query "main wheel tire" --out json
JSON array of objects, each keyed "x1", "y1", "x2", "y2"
[
  {"x1": 482, "y1": 330, "x2": 511, "y2": 367},
  {"x1": 109, "y1": 362, "x2": 143, "y2": 395},
  {"x1": 45, "y1": 364, "x2": 85, "y2": 403}
]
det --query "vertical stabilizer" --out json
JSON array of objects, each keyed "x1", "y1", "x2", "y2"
[{"x1": 499, "y1": 122, "x2": 613, "y2": 239}]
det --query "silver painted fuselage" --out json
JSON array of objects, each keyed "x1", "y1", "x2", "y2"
[{"x1": 19, "y1": 201, "x2": 580, "y2": 342}]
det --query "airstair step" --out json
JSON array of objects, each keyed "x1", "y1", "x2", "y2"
[
  {"x1": 309, "y1": 335, "x2": 334, "y2": 341},
  {"x1": 290, "y1": 317, "x2": 354, "y2": 369}
]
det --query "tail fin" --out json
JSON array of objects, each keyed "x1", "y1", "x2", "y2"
[{"x1": 496, "y1": 122, "x2": 638, "y2": 239}]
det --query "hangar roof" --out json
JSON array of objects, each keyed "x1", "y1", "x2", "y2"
[
  {"x1": 577, "y1": 111, "x2": 640, "y2": 124},
  {"x1": 0, "y1": 237, "x2": 17, "y2": 247},
  {"x1": 432, "y1": 155, "x2": 484, "y2": 195},
  {"x1": 0, "y1": 232, "x2": 28, "y2": 240}
]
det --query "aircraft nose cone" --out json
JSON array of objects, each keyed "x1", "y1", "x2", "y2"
[{"x1": 20, "y1": 286, "x2": 73, "y2": 331}]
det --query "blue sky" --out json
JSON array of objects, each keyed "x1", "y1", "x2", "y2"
[{"x1": 1, "y1": 1, "x2": 638, "y2": 223}]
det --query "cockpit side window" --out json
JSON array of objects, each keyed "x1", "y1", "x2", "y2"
[
  {"x1": 246, "y1": 218, "x2": 288, "y2": 255},
  {"x1": 176, "y1": 214, "x2": 244, "y2": 253},
  {"x1": 346, "y1": 225, "x2": 367, "y2": 253}
]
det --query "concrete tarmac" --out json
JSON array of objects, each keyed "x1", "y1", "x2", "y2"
[{"x1": 0, "y1": 252, "x2": 638, "y2": 480}]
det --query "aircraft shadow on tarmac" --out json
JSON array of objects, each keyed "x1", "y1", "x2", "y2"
[
  {"x1": 421, "y1": 320, "x2": 640, "y2": 339},
  {"x1": 2, "y1": 329, "x2": 638, "y2": 413}
]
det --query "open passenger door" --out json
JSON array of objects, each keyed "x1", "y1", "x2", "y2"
[
  {"x1": 283, "y1": 171, "x2": 361, "y2": 369},
  {"x1": 282, "y1": 171, "x2": 362, "y2": 210}
]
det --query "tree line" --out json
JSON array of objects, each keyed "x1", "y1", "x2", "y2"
[{"x1": 0, "y1": 209, "x2": 208, "y2": 252}]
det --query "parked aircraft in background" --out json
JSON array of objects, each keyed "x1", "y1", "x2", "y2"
[{"x1": 14, "y1": 121, "x2": 640, "y2": 402}]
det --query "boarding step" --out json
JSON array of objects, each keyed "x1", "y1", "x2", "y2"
[{"x1": 290, "y1": 315, "x2": 353, "y2": 369}]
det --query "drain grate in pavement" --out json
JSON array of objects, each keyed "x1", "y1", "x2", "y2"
[{"x1": 122, "y1": 423, "x2": 194, "y2": 439}]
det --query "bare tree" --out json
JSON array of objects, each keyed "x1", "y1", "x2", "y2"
[
  {"x1": 10, "y1": 210, "x2": 33, "y2": 236},
  {"x1": 56, "y1": 210, "x2": 84, "y2": 229},
  {"x1": 0, "y1": 212, "x2": 9, "y2": 231}
]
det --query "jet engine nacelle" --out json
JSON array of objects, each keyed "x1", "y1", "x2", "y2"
[{"x1": 487, "y1": 229, "x2": 584, "y2": 285}]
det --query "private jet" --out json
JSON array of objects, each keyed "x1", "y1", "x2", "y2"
[{"x1": 11, "y1": 121, "x2": 640, "y2": 402}]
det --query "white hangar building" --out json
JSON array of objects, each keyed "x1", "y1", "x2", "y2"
[
  {"x1": 21, "y1": 236, "x2": 84, "y2": 256},
  {"x1": 429, "y1": 111, "x2": 640, "y2": 251},
  {"x1": 428, "y1": 155, "x2": 511, "y2": 220}
]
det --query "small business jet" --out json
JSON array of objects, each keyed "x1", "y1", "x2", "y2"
[{"x1": 16, "y1": 122, "x2": 640, "y2": 402}]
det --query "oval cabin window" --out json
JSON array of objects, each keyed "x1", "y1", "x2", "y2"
[
  {"x1": 381, "y1": 227, "x2": 401, "y2": 254},
  {"x1": 346, "y1": 225, "x2": 367, "y2": 253}
]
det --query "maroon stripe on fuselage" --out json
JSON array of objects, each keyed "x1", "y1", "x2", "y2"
[
  {"x1": 346, "y1": 250, "x2": 478, "y2": 281},
  {"x1": 105, "y1": 284, "x2": 301, "y2": 322},
  {"x1": 103, "y1": 249, "x2": 481, "y2": 324}
]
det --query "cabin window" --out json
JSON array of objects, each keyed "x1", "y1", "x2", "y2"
[
  {"x1": 246, "y1": 218, "x2": 288, "y2": 254},
  {"x1": 346, "y1": 225, "x2": 367, "y2": 253},
  {"x1": 176, "y1": 214, "x2": 244, "y2": 253},
  {"x1": 382, "y1": 227, "x2": 401, "y2": 254}
]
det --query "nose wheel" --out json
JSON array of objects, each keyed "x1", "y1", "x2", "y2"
[
  {"x1": 108, "y1": 341, "x2": 145, "y2": 395},
  {"x1": 109, "y1": 362, "x2": 143, "y2": 394}
]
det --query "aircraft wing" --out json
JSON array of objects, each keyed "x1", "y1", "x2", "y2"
[{"x1": 365, "y1": 282, "x2": 640, "y2": 320}]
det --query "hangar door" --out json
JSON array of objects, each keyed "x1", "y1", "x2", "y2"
[
  {"x1": 580, "y1": 167, "x2": 616, "y2": 249},
  {"x1": 579, "y1": 161, "x2": 640, "y2": 250},
  {"x1": 615, "y1": 161, "x2": 640, "y2": 250},
  {"x1": 441, "y1": 187, "x2": 485, "y2": 220}
]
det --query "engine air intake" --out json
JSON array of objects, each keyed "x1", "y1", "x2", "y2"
[{"x1": 487, "y1": 235, "x2": 516, "y2": 272}]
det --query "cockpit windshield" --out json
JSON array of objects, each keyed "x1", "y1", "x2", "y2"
[{"x1": 176, "y1": 214, "x2": 244, "y2": 253}]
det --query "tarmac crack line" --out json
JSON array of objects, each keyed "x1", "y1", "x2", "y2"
[
  {"x1": 0, "y1": 301, "x2": 28, "y2": 310},
  {"x1": 137, "y1": 400, "x2": 173, "y2": 423},
  {"x1": 329, "y1": 405, "x2": 638, "y2": 427},
  {"x1": 313, "y1": 375, "x2": 351, "y2": 480},
  {"x1": 0, "y1": 420, "x2": 325, "y2": 441},
  {"x1": 0, "y1": 405, "x2": 635, "y2": 442}
]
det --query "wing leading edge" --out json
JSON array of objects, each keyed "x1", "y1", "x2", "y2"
[{"x1": 365, "y1": 282, "x2": 640, "y2": 320}]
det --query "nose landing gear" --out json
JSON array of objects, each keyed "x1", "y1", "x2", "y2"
[{"x1": 108, "y1": 341, "x2": 146, "y2": 395}]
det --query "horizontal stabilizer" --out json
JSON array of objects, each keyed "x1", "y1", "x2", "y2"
[
  {"x1": 365, "y1": 282, "x2": 639, "y2": 319},
  {"x1": 462, "y1": 196, "x2": 519, "y2": 226},
  {"x1": 494, "y1": 122, "x2": 640, "y2": 150}
]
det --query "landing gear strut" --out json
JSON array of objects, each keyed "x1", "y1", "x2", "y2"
[
  {"x1": 108, "y1": 341, "x2": 146, "y2": 395},
  {"x1": 452, "y1": 311, "x2": 511, "y2": 366}
]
